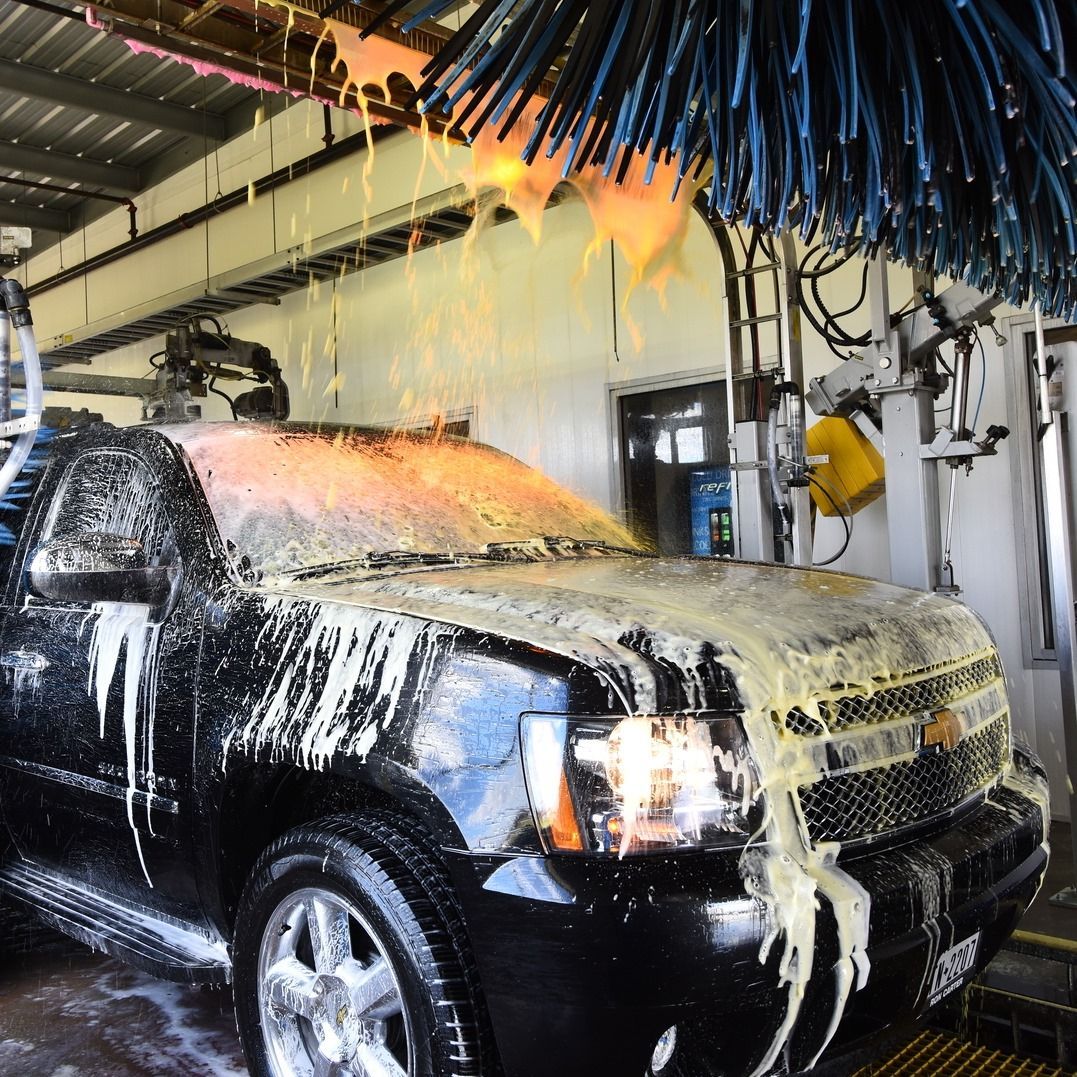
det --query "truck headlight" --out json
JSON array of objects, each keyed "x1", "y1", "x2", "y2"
[{"x1": 521, "y1": 713, "x2": 762, "y2": 856}]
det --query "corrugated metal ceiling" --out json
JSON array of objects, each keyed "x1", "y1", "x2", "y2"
[{"x1": 0, "y1": 1, "x2": 259, "y2": 236}]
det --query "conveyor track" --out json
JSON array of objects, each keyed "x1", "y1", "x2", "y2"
[{"x1": 858, "y1": 1030, "x2": 1074, "y2": 1076}]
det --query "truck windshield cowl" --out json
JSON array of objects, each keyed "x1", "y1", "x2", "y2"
[{"x1": 166, "y1": 423, "x2": 642, "y2": 579}]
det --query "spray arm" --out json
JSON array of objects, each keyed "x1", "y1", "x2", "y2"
[{"x1": 143, "y1": 319, "x2": 290, "y2": 422}]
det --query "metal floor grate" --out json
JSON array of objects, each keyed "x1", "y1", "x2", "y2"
[{"x1": 856, "y1": 1031, "x2": 1075, "y2": 1076}]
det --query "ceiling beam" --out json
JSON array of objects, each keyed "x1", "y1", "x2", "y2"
[
  {"x1": 96, "y1": 0, "x2": 445, "y2": 133},
  {"x1": 0, "y1": 59, "x2": 227, "y2": 140},
  {"x1": 0, "y1": 140, "x2": 141, "y2": 193},
  {"x1": 0, "y1": 202, "x2": 72, "y2": 232}
]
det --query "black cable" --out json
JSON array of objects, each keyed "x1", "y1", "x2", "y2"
[
  {"x1": 810, "y1": 249, "x2": 871, "y2": 347},
  {"x1": 808, "y1": 474, "x2": 852, "y2": 566},
  {"x1": 795, "y1": 247, "x2": 857, "y2": 361},
  {"x1": 971, "y1": 330, "x2": 987, "y2": 432},
  {"x1": 208, "y1": 376, "x2": 237, "y2": 419},
  {"x1": 822, "y1": 258, "x2": 870, "y2": 324},
  {"x1": 147, "y1": 350, "x2": 166, "y2": 370},
  {"x1": 802, "y1": 248, "x2": 867, "y2": 347},
  {"x1": 795, "y1": 246, "x2": 916, "y2": 357},
  {"x1": 798, "y1": 247, "x2": 858, "y2": 278}
]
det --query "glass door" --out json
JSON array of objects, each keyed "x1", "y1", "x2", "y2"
[{"x1": 618, "y1": 380, "x2": 730, "y2": 556}]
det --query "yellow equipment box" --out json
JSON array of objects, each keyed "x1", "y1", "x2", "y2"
[{"x1": 806, "y1": 415, "x2": 885, "y2": 516}]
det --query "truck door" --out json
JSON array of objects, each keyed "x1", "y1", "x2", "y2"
[{"x1": 0, "y1": 447, "x2": 202, "y2": 920}]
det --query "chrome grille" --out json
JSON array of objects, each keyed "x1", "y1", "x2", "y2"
[
  {"x1": 798, "y1": 715, "x2": 1010, "y2": 845},
  {"x1": 779, "y1": 653, "x2": 1003, "y2": 736}
]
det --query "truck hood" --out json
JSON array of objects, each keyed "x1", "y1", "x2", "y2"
[{"x1": 272, "y1": 557, "x2": 994, "y2": 715}]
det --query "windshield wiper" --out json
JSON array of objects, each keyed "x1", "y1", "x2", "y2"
[
  {"x1": 479, "y1": 536, "x2": 647, "y2": 560},
  {"x1": 279, "y1": 551, "x2": 474, "y2": 581},
  {"x1": 277, "y1": 538, "x2": 647, "y2": 581}
]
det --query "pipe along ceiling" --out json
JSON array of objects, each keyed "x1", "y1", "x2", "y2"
[{"x1": 338, "y1": 0, "x2": 1077, "y2": 318}]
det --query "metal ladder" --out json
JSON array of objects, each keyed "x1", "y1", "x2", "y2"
[{"x1": 695, "y1": 204, "x2": 810, "y2": 565}]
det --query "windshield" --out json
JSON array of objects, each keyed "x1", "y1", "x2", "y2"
[{"x1": 168, "y1": 424, "x2": 640, "y2": 577}]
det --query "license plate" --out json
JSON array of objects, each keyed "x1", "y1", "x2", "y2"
[{"x1": 927, "y1": 931, "x2": 981, "y2": 1007}]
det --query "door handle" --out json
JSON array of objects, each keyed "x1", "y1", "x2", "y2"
[{"x1": 0, "y1": 651, "x2": 50, "y2": 671}]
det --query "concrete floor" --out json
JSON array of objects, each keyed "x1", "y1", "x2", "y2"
[
  {"x1": 1021, "y1": 820, "x2": 1077, "y2": 942},
  {"x1": 0, "y1": 931, "x2": 244, "y2": 1076},
  {"x1": 1, "y1": 823, "x2": 1073, "y2": 1077}
]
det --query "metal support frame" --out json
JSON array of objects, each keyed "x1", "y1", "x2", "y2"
[
  {"x1": 866, "y1": 257, "x2": 943, "y2": 590},
  {"x1": 716, "y1": 226, "x2": 747, "y2": 559},
  {"x1": 732, "y1": 422, "x2": 774, "y2": 562},
  {"x1": 807, "y1": 261, "x2": 1005, "y2": 591},
  {"x1": 777, "y1": 232, "x2": 812, "y2": 567},
  {"x1": 0, "y1": 177, "x2": 137, "y2": 239},
  {"x1": 0, "y1": 58, "x2": 226, "y2": 141},
  {"x1": 878, "y1": 373, "x2": 943, "y2": 590},
  {"x1": 710, "y1": 213, "x2": 812, "y2": 566},
  {"x1": 1034, "y1": 316, "x2": 1077, "y2": 906},
  {"x1": 0, "y1": 202, "x2": 70, "y2": 234},
  {"x1": 10, "y1": 370, "x2": 155, "y2": 398}
]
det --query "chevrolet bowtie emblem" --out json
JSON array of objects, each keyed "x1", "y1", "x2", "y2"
[{"x1": 919, "y1": 708, "x2": 962, "y2": 753}]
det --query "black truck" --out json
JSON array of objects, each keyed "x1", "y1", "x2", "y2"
[{"x1": 0, "y1": 419, "x2": 1049, "y2": 1077}]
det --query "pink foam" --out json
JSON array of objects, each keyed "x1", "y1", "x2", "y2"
[{"x1": 83, "y1": 8, "x2": 376, "y2": 120}]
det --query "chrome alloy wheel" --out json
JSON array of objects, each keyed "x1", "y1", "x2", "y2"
[{"x1": 257, "y1": 886, "x2": 412, "y2": 1077}]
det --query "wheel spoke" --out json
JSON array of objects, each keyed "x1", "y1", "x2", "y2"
[
  {"x1": 313, "y1": 1054, "x2": 352, "y2": 1077},
  {"x1": 264, "y1": 955, "x2": 323, "y2": 1022},
  {"x1": 305, "y1": 894, "x2": 354, "y2": 975},
  {"x1": 353, "y1": 1040, "x2": 407, "y2": 1077},
  {"x1": 265, "y1": 1005, "x2": 312, "y2": 1076},
  {"x1": 349, "y1": 957, "x2": 402, "y2": 1021}
]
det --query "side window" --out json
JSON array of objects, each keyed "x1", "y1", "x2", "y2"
[
  {"x1": 44, "y1": 452, "x2": 177, "y2": 567},
  {"x1": 0, "y1": 455, "x2": 47, "y2": 585}
]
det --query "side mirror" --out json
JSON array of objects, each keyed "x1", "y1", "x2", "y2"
[{"x1": 28, "y1": 533, "x2": 178, "y2": 607}]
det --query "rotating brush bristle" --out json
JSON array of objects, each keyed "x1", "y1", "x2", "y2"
[{"x1": 331, "y1": 0, "x2": 1077, "y2": 318}]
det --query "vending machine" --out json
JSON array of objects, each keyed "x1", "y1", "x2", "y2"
[{"x1": 689, "y1": 466, "x2": 734, "y2": 557}]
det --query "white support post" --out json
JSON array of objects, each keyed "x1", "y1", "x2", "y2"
[
  {"x1": 867, "y1": 256, "x2": 943, "y2": 591},
  {"x1": 1036, "y1": 312, "x2": 1077, "y2": 905},
  {"x1": 777, "y1": 232, "x2": 813, "y2": 567}
]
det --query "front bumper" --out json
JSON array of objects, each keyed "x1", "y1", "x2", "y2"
[{"x1": 445, "y1": 770, "x2": 1048, "y2": 1077}]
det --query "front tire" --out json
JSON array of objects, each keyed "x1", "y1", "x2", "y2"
[{"x1": 234, "y1": 815, "x2": 483, "y2": 1077}]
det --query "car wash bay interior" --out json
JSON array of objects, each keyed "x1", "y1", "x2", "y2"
[{"x1": 1, "y1": 0, "x2": 1076, "y2": 1073}]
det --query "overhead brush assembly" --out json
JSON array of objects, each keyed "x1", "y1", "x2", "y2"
[{"x1": 327, "y1": 0, "x2": 1077, "y2": 318}]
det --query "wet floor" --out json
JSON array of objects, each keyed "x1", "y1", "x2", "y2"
[{"x1": 0, "y1": 922, "x2": 246, "y2": 1077}]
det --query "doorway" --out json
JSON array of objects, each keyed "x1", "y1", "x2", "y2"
[{"x1": 616, "y1": 378, "x2": 730, "y2": 556}]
